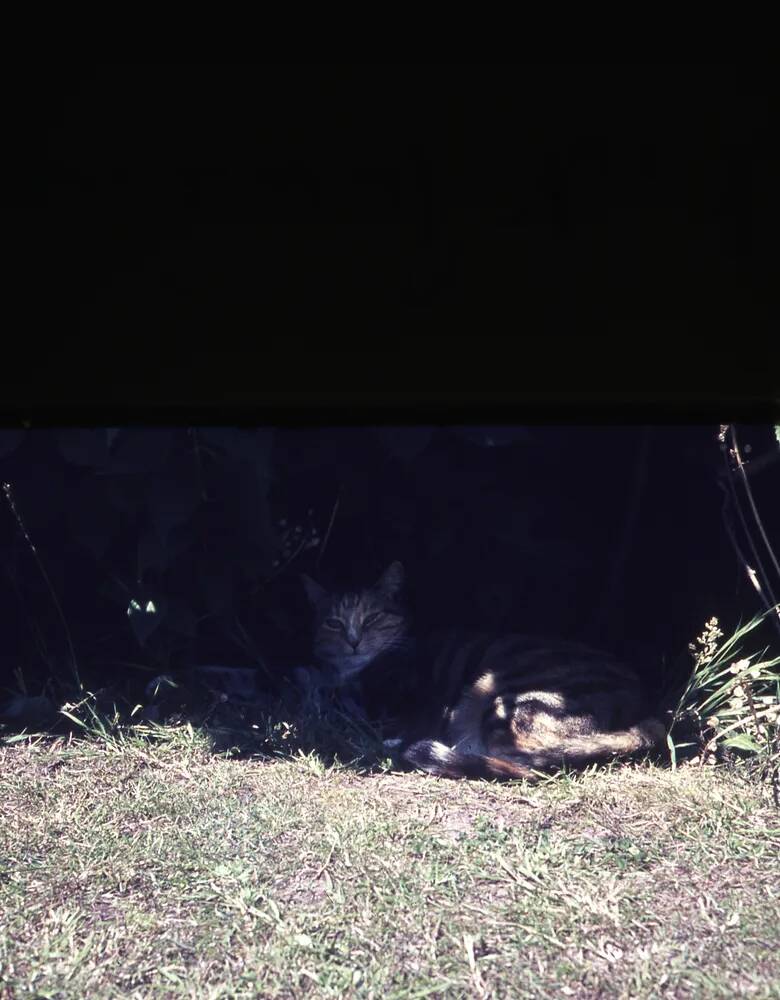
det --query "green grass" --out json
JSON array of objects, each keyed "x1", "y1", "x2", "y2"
[
  {"x1": 667, "y1": 611, "x2": 780, "y2": 775},
  {"x1": 1, "y1": 733, "x2": 778, "y2": 999}
]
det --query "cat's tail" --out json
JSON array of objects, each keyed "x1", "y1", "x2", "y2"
[{"x1": 401, "y1": 718, "x2": 667, "y2": 781}]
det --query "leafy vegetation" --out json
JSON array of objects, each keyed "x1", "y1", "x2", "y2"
[
  {"x1": 667, "y1": 610, "x2": 780, "y2": 785},
  {"x1": 1, "y1": 428, "x2": 284, "y2": 678}
]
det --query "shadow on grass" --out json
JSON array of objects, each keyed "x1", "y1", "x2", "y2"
[
  {"x1": 0, "y1": 670, "x2": 400, "y2": 776},
  {"x1": 1, "y1": 666, "x2": 691, "y2": 784}
]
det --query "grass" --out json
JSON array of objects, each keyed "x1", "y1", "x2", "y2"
[
  {"x1": 1, "y1": 731, "x2": 779, "y2": 999},
  {"x1": 667, "y1": 610, "x2": 780, "y2": 779}
]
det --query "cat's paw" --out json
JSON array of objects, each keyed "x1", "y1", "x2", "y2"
[{"x1": 382, "y1": 738, "x2": 404, "y2": 751}]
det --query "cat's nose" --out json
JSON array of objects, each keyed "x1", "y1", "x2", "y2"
[{"x1": 346, "y1": 632, "x2": 361, "y2": 651}]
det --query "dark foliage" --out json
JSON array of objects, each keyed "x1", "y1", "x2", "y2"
[{"x1": 1, "y1": 425, "x2": 777, "y2": 728}]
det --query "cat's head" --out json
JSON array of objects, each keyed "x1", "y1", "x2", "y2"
[{"x1": 301, "y1": 561, "x2": 410, "y2": 681}]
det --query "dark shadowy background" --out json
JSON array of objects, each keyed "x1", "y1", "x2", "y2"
[
  {"x1": 14, "y1": 62, "x2": 775, "y2": 404},
  {"x1": 3, "y1": 64, "x2": 777, "y2": 711},
  {"x1": 1, "y1": 424, "x2": 778, "y2": 706}
]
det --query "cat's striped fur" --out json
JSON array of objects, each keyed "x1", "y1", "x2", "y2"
[{"x1": 301, "y1": 561, "x2": 665, "y2": 781}]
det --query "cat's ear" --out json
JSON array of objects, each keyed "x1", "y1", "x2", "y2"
[
  {"x1": 301, "y1": 573, "x2": 327, "y2": 607},
  {"x1": 374, "y1": 560, "x2": 404, "y2": 598}
]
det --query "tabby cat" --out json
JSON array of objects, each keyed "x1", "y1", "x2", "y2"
[{"x1": 301, "y1": 561, "x2": 666, "y2": 781}]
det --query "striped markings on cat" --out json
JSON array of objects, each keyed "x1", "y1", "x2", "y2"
[{"x1": 303, "y1": 561, "x2": 666, "y2": 781}]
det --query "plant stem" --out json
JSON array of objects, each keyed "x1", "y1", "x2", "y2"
[{"x1": 2, "y1": 482, "x2": 82, "y2": 689}]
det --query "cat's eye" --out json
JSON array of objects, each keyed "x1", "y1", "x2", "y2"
[
  {"x1": 324, "y1": 618, "x2": 343, "y2": 630},
  {"x1": 364, "y1": 612, "x2": 382, "y2": 627}
]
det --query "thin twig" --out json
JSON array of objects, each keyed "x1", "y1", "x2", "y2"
[
  {"x1": 719, "y1": 442, "x2": 780, "y2": 634},
  {"x1": 730, "y1": 426, "x2": 780, "y2": 579},
  {"x1": 717, "y1": 446, "x2": 780, "y2": 481},
  {"x1": 316, "y1": 487, "x2": 342, "y2": 573},
  {"x1": 189, "y1": 428, "x2": 212, "y2": 502},
  {"x1": 3, "y1": 559, "x2": 53, "y2": 669},
  {"x1": 248, "y1": 515, "x2": 315, "y2": 599},
  {"x1": 743, "y1": 682, "x2": 763, "y2": 745},
  {"x1": 718, "y1": 479, "x2": 755, "y2": 594},
  {"x1": 2, "y1": 482, "x2": 81, "y2": 688},
  {"x1": 269, "y1": 534, "x2": 308, "y2": 582}
]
